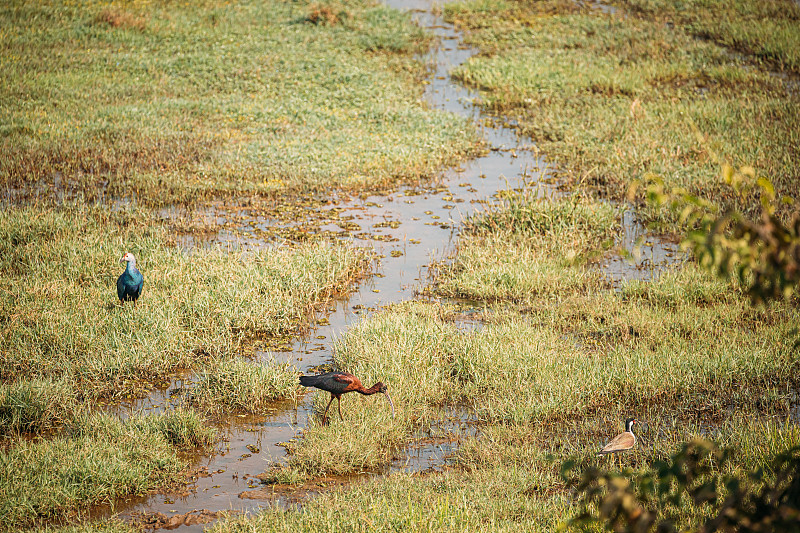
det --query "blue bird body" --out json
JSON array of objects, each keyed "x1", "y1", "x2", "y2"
[{"x1": 117, "y1": 252, "x2": 143, "y2": 305}]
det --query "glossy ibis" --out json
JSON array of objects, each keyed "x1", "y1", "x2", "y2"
[
  {"x1": 598, "y1": 418, "x2": 637, "y2": 467},
  {"x1": 117, "y1": 252, "x2": 144, "y2": 306},
  {"x1": 299, "y1": 371, "x2": 395, "y2": 425}
]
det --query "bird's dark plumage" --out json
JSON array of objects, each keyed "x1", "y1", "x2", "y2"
[
  {"x1": 299, "y1": 372, "x2": 353, "y2": 395},
  {"x1": 299, "y1": 371, "x2": 394, "y2": 425},
  {"x1": 117, "y1": 252, "x2": 143, "y2": 305}
]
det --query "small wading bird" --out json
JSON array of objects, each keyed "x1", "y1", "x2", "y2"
[
  {"x1": 299, "y1": 371, "x2": 395, "y2": 426},
  {"x1": 597, "y1": 418, "x2": 637, "y2": 467},
  {"x1": 117, "y1": 252, "x2": 144, "y2": 306}
]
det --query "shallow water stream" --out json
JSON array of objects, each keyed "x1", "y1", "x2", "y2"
[{"x1": 95, "y1": 1, "x2": 679, "y2": 529}]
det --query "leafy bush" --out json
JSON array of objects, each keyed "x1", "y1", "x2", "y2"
[{"x1": 564, "y1": 439, "x2": 800, "y2": 532}]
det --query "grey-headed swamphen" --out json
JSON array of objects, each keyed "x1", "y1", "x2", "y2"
[{"x1": 117, "y1": 252, "x2": 144, "y2": 306}]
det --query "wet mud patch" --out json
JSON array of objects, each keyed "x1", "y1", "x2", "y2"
[
  {"x1": 95, "y1": 370, "x2": 195, "y2": 419},
  {"x1": 130, "y1": 509, "x2": 222, "y2": 531}
]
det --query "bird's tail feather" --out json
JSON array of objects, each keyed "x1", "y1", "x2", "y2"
[{"x1": 299, "y1": 375, "x2": 318, "y2": 387}]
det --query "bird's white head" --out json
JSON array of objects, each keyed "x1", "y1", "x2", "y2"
[{"x1": 120, "y1": 252, "x2": 136, "y2": 266}]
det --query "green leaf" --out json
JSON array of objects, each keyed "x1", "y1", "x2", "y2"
[{"x1": 756, "y1": 177, "x2": 775, "y2": 199}]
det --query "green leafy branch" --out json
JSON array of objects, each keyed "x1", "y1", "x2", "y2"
[
  {"x1": 631, "y1": 165, "x2": 800, "y2": 304},
  {"x1": 562, "y1": 439, "x2": 800, "y2": 533}
]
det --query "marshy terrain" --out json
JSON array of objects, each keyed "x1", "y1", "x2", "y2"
[{"x1": 1, "y1": 0, "x2": 798, "y2": 531}]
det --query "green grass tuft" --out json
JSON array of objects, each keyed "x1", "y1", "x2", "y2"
[
  {"x1": 130, "y1": 408, "x2": 217, "y2": 449},
  {"x1": 432, "y1": 195, "x2": 620, "y2": 302},
  {"x1": 192, "y1": 357, "x2": 301, "y2": 413},
  {"x1": 0, "y1": 410, "x2": 215, "y2": 530},
  {"x1": 0, "y1": 378, "x2": 80, "y2": 435}
]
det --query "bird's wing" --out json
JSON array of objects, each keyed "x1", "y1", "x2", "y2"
[
  {"x1": 299, "y1": 372, "x2": 353, "y2": 394},
  {"x1": 331, "y1": 372, "x2": 359, "y2": 392},
  {"x1": 116, "y1": 273, "x2": 127, "y2": 300},
  {"x1": 599, "y1": 432, "x2": 635, "y2": 454}
]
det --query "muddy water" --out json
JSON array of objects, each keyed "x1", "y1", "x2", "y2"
[
  {"x1": 97, "y1": 1, "x2": 678, "y2": 529},
  {"x1": 600, "y1": 210, "x2": 682, "y2": 288}
]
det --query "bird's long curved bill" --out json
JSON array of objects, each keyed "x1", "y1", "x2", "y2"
[{"x1": 384, "y1": 391, "x2": 395, "y2": 418}]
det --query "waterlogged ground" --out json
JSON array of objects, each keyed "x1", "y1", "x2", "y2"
[
  {"x1": 86, "y1": 1, "x2": 564, "y2": 526},
  {"x1": 90, "y1": 1, "x2": 687, "y2": 530},
  {"x1": 2, "y1": 1, "x2": 797, "y2": 532}
]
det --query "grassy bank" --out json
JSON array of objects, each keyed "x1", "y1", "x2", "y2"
[
  {"x1": 432, "y1": 194, "x2": 620, "y2": 301},
  {"x1": 0, "y1": 0, "x2": 481, "y2": 205},
  {"x1": 0, "y1": 378, "x2": 79, "y2": 435},
  {"x1": 622, "y1": 0, "x2": 800, "y2": 72},
  {"x1": 0, "y1": 409, "x2": 214, "y2": 530},
  {"x1": 284, "y1": 282, "x2": 797, "y2": 478},
  {"x1": 282, "y1": 195, "x2": 794, "y2": 472},
  {"x1": 444, "y1": 0, "x2": 799, "y2": 227},
  {"x1": 0, "y1": 203, "x2": 369, "y2": 404},
  {"x1": 0, "y1": 200, "x2": 365, "y2": 524},
  {"x1": 39, "y1": 523, "x2": 135, "y2": 533}
]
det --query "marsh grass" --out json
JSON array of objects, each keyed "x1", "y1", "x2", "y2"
[
  {"x1": 444, "y1": 0, "x2": 800, "y2": 226},
  {"x1": 285, "y1": 307, "x2": 451, "y2": 476},
  {"x1": 0, "y1": 378, "x2": 80, "y2": 435},
  {"x1": 429, "y1": 198, "x2": 798, "y2": 424},
  {"x1": 0, "y1": 202, "x2": 336, "y2": 526},
  {"x1": 0, "y1": 0, "x2": 481, "y2": 205},
  {"x1": 0, "y1": 204, "x2": 370, "y2": 401},
  {"x1": 621, "y1": 0, "x2": 800, "y2": 72},
  {"x1": 127, "y1": 408, "x2": 216, "y2": 449},
  {"x1": 0, "y1": 410, "x2": 215, "y2": 530},
  {"x1": 214, "y1": 466, "x2": 572, "y2": 532},
  {"x1": 456, "y1": 412, "x2": 800, "y2": 474},
  {"x1": 281, "y1": 274, "x2": 798, "y2": 478},
  {"x1": 259, "y1": 189, "x2": 800, "y2": 531},
  {"x1": 221, "y1": 301, "x2": 798, "y2": 531},
  {"x1": 433, "y1": 195, "x2": 620, "y2": 302},
  {"x1": 214, "y1": 417, "x2": 799, "y2": 532},
  {"x1": 191, "y1": 357, "x2": 301, "y2": 413},
  {"x1": 39, "y1": 522, "x2": 136, "y2": 533}
]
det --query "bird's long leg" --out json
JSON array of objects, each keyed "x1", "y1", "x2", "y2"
[
  {"x1": 321, "y1": 394, "x2": 335, "y2": 426},
  {"x1": 337, "y1": 396, "x2": 343, "y2": 421}
]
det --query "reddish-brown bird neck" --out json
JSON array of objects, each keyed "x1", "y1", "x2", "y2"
[{"x1": 356, "y1": 382, "x2": 385, "y2": 395}]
